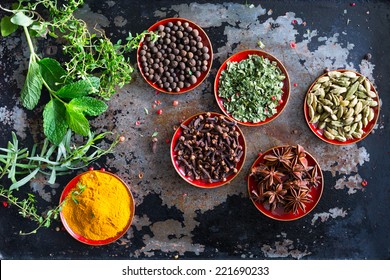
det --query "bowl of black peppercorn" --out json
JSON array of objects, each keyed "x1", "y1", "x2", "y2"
[{"x1": 137, "y1": 18, "x2": 213, "y2": 94}]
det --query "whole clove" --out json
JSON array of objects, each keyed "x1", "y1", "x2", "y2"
[{"x1": 174, "y1": 113, "x2": 244, "y2": 183}]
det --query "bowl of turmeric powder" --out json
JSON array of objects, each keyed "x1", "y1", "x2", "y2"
[{"x1": 59, "y1": 170, "x2": 135, "y2": 245}]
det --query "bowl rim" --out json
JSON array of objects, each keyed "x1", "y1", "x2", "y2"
[
  {"x1": 247, "y1": 145, "x2": 324, "y2": 221},
  {"x1": 170, "y1": 111, "x2": 247, "y2": 188},
  {"x1": 303, "y1": 69, "x2": 381, "y2": 145},
  {"x1": 214, "y1": 49, "x2": 291, "y2": 126},
  {"x1": 137, "y1": 17, "x2": 213, "y2": 95},
  {"x1": 59, "y1": 170, "x2": 135, "y2": 246}
]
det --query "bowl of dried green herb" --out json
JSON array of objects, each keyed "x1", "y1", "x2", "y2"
[
  {"x1": 171, "y1": 112, "x2": 246, "y2": 188},
  {"x1": 214, "y1": 50, "x2": 290, "y2": 126},
  {"x1": 248, "y1": 144, "x2": 323, "y2": 221},
  {"x1": 304, "y1": 69, "x2": 380, "y2": 145}
]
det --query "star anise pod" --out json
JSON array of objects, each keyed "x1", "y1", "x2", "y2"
[
  {"x1": 250, "y1": 163, "x2": 268, "y2": 176},
  {"x1": 294, "y1": 144, "x2": 309, "y2": 170},
  {"x1": 284, "y1": 188, "x2": 313, "y2": 214},
  {"x1": 283, "y1": 179, "x2": 310, "y2": 192},
  {"x1": 290, "y1": 160, "x2": 306, "y2": 180},
  {"x1": 263, "y1": 146, "x2": 295, "y2": 168},
  {"x1": 250, "y1": 189, "x2": 264, "y2": 203},
  {"x1": 263, "y1": 184, "x2": 287, "y2": 210},
  {"x1": 305, "y1": 165, "x2": 321, "y2": 187},
  {"x1": 256, "y1": 164, "x2": 285, "y2": 188}
]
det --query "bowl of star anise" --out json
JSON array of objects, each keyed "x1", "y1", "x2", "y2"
[{"x1": 248, "y1": 144, "x2": 323, "y2": 221}]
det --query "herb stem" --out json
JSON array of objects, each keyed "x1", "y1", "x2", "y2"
[
  {"x1": 0, "y1": 188, "x2": 40, "y2": 221},
  {"x1": 23, "y1": 25, "x2": 37, "y2": 61}
]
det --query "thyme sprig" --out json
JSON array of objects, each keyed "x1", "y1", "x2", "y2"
[
  {"x1": 71, "y1": 182, "x2": 86, "y2": 204},
  {"x1": 0, "y1": 130, "x2": 120, "y2": 190},
  {"x1": 0, "y1": 181, "x2": 89, "y2": 235},
  {"x1": 0, "y1": 187, "x2": 64, "y2": 235}
]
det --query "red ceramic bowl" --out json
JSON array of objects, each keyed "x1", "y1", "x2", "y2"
[
  {"x1": 248, "y1": 145, "x2": 323, "y2": 221},
  {"x1": 59, "y1": 170, "x2": 135, "y2": 246},
  {"x1": 171, "y1": 112, "x2": 246, "y2": 188},
  {"x1": 304, "y1": 69, "x2": 380, "y2": 145},
  {"x1": 214, "y1": 49, "x2": 290, "y2": 126},
  {"x1": 137, "y1": 17, "x2": 213, "y2": 94}
]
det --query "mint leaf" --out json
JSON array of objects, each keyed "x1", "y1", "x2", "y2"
[
  {"x1": 10, "y1": 12, "x2": 34, "y2": 27},
  {"x1": 56, "y1": 77, "x2": 100, "y2": 99},
  {"x1": 21, "y1": 61, "x2": 43, "y2": 110},
  {"x1": 68, "y1": 97, "x2": 108, "y2": 116},
  {"x1": 39, "y1": 58, "x2": 67, "y2": 91},
  {"x1": 1, "y1": 16, "x2": 18, "y2": 37},
  {"x1": 66, "y1": 106, "x2": 90, "y2": 136},
  {"x1": 43, "y1": 99, "x2": 68, "y2": 145}
]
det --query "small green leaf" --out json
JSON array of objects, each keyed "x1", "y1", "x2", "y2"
[
  {"x1": 66, "y1": 106, "x2": 90, "y2": 136},
  {"x1": 68, "y1": 97, "x2": 107, "y2": 116},
  {"x1": 10, "y1": 12, "x2": 34, "y2": 27},
  {"x1": 1, "y1": 16, "x2": 18, "y2": 37},
  {"x1": 10, "y1": 168, "x2": 40, "y2": 190},
  {"x1": 48, "y1": 168, "x2": 56, "y2": 184},
  {"x1": 38, "y1": 58, "x2": 67, "y2": 91},
  {"x1": 43, "y1": 99, "x2": 68, "y2": 145},
  {"x1": 151, "y1": 131, "x2": 158, "y2": 138},
  {"x1": 20, "y1": 61, "x2": 43, "y2": 110},
  {"x1": 44, "y1": 219, "x2": 51, "y2": 227},
  {"x1": 56, "y1": 77, "x2": 100, "y2": 99}
]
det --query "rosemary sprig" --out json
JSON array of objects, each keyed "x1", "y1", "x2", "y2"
[{"x1": 0, "y1": 130, "x2": 120, "y2": 190}]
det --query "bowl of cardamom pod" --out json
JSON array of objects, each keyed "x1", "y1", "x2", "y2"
[
  {"x1": 59, "y1": 170, "x2": 135, "y2": 246},
  {"x1": 214, "y1": 49, "x2": 290, "y2": 126},
  {"x1": 304, "y1": 69, "x2": 380, "y2": 145}
]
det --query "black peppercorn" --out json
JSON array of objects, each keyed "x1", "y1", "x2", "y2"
[{"x1": 140, "y1": 20, "x2": 211, "y2": 91}]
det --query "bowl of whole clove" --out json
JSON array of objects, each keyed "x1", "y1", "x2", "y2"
[
  {"x1": 171, "y1": 112, "x2": 246, "y2": 188},
  {"x1": 248, "y1": 144, "x2": 323, "y2": 221},
  {"x1": 137, "y1": 18, "x2": 213, "y2": 94}
]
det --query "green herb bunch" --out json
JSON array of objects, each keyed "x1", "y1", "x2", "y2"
[{"x1": 0, "y1": 0, "x2": 157, "y2": 144}]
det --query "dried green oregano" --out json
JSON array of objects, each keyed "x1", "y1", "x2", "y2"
[{"x1": 218, "y1": 55, "x2": 286, "y2": 123}]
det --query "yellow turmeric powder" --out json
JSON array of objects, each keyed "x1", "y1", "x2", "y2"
[{"x1": 61, "y1": 170, "x2": 133, "y2": 241}]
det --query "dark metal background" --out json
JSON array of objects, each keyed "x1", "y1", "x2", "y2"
[{"x1": 0, "y1": 0, "x2": 389, "y2": 259}]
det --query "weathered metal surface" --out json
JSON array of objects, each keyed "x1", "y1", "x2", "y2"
[{"x1": 0, "y1": 0, "x2": 389, "y2": 259}]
